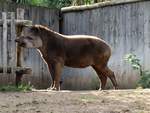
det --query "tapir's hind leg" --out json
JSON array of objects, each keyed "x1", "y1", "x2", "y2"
[
  {"x1": 92, "y1": 66, "x2": 107, "y2": 90},
  {"x1": 104, "y1": 66, "x2": 118, "y2": 89},
  {"x1": 92, "y1": 65, "x2": 118, "y2": 90}
]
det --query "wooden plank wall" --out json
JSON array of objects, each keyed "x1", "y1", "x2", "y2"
[
  {"x1": 0, "y1": 12, "x2": 17, "y2": 85},
  {"x1": 0, "y1": 2, "x2": 59, "y2": 88},
  {"x1": 61, "y1": 1, "x2": 150, "y2": 89}
]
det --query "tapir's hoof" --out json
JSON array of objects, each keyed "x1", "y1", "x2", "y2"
[
  {"x1": 48, "y1": 87, "x2": 60, "y2": 91},
  {"x1": 114, "y1": 86, "x2": 119, "y2": 90},
  {"x1": 98, "y1": 87, "x2": 106, "y2": 91},
  {"x1": 98, "y1": 88, "x2": 102, "y2": 91},
  {"x1": 47, "y1": 87, "x2": 52, "y2": 90}
]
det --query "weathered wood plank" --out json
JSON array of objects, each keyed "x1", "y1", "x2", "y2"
[
  {"x1": 10, "y1": 12, "x2": 16, "y2": 74},
  {"x1": 0, "y1": 25, "x2": 2, "y2": 66},
  {"x1": 0, "y1": 67, "x2": 32, "y2": 74},
  {"x1": 16, "y1": 8, "x2": 24, "y2": 67},
  {"x1": 61, "y1": 0, "x2": 145, "y2": 13},
  {"x1": 17, "y1": 8, "x2": 24, "y2": 20},
  {"x1": 2, "y1": 12, "x2": 7, "y2": 75},
  {"x1": 0, "y1": 19, "x2": 32, "y2": 26}
]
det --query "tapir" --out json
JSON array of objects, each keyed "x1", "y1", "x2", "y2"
[{"x1": 15, "y1": 25, "x2": 118, "y2": 90}]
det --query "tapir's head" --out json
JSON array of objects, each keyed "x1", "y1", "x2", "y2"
[{"x1": 15, "y1": 25, "x2": 43, "y2": 48}]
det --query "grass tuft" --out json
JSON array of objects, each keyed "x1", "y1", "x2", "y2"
[{"x1": 0, "y1": 84, "x2": 32, "y2": 92}]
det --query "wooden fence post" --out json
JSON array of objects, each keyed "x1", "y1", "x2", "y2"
[
  {"x1": 16, "y1": 8, "x2": 24, "y2": 67},
  {"x1": 2, "y1": 12, "x2": 7, "y2": 75},
  {"x1": 11, "y1": 12, "x2": 16, "y2": 74}
]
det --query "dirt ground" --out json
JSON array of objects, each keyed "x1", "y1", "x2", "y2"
[{"x1": 0, "y1": 89, "x2": 150, "y2": 113}]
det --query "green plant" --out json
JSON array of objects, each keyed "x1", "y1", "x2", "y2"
[
  {"x1": 13, "y1": 0, "x2": 107, "y2": 8},
  {"x1": 72, "y1": 0, "x2": 94, "y2": 5},
  {"x1": 11, "y1": 0, "x2": 113, "y2": 8},
  {"x1": 138, "y1": 71, "x2": 150, "y2": 88},
  {"x1": 12, "y1": 0, "x2": 73, "y2": 8},
  {"x1": 124, "y1": 54, "x2": 142, "y2": 75},
  {"x1": 124, "y1": 54, "x2": 150, "y2": 88},
  {"x1": 0, "y1": 83, "x2": 32, "y2": 92}
]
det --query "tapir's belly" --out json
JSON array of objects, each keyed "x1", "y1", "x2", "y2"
[
  {"x1": 64, "y1": 48, "x2": 96, "y2": 68},
  {"x1": 64, "y1": 56, "x2": 94, "y2": 68}
]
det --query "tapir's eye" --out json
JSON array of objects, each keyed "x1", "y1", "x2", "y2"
[{"x1": 27, "y1": 36, "x2": 33, "y2": 40}]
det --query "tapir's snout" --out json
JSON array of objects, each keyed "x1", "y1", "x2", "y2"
[
  {"x1": 15, "y1": 39, "x2": 20, "y2": 43},
  {"x1": 15, "y1": 38, "x2": 26, "y2": 47}
]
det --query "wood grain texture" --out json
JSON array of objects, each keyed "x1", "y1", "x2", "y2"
[
  {"x1": 61, "y1": 0, "x2": 146, "y2": 13},
  {"x1": 10, "y1": 12, "x2": 16, "y2": 75},
  {"x1": 0, "y1": 19, "x2": 32, "y2": 25},
  {"x1": 16, "y1": 8, "x2": 24, "y2": 67},
  {"x1": 2, "y1": 12, "x2": 7, "y2": 75}
]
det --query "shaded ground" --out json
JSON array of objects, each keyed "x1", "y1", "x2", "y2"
[{"x1": 0, "y1": 89, "x2": 150, "y2": 113}]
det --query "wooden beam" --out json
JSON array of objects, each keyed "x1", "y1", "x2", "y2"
[
  {"x1": 15, "y1": 67, "x2": 32, "y2": 86},
  {"x1": 61, "y1": 0, "x2": 144, "y2": 13},
  {"x1": 0, "y1": 19, "x2": 32, "y2": 26},
  {"x1": 16, "y1": 8, "x2": 24, "y2": 67},
  {"x1": 0, "y1": 67, "x2": 32, "y2": 74}
]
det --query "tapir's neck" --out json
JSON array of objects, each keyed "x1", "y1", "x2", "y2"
[
  {"x1": 37, "y1": 28, "x2": 64, "y2": 62},
  {"x1": 37, "y1": 42, "x2": 48, "y2": 61}
]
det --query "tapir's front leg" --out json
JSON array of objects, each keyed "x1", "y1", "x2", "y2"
[
  {"x1": 48, "y1": 63, "x2": 55, "y2": 89},
  {"x1": 48, "y1": 61, "x2": 63, "y2": 91}
]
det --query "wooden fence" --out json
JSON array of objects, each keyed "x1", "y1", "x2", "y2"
[
  {"x1": 0, "y1": 3, "x2": 59, "y2": 88},
  {"x1": 0, "y1": 8, "x2": 32, "y2": 86},
  {"x1": 0, "y1": 11, "x2": 16, "y2": 85}
]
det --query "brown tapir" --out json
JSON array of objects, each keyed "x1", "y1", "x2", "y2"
[{"x1": 15, "y1": 25, "x2": 118, "y2": 90}]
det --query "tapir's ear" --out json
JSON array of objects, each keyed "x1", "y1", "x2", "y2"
[{"x1": 16, "y1": 24, "x2": 30, "y2": 30}]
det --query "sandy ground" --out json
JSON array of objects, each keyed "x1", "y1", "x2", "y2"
[{"x1": 0, "y1": 89, "x2": 150, "y2": 113}]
